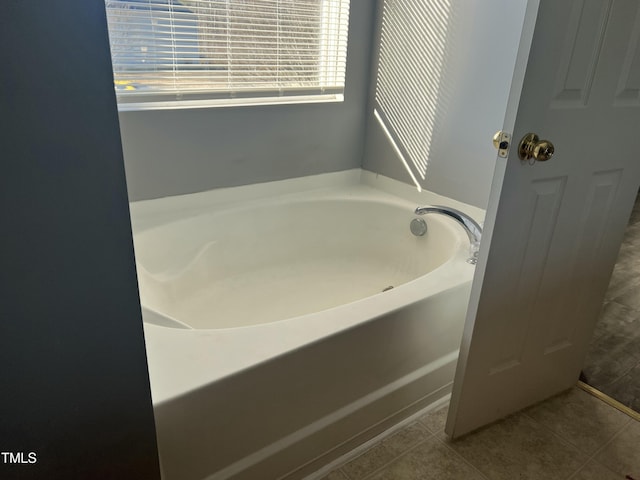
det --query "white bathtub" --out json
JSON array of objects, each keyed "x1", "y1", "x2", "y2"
[{"x1": 131, "y1": 170, "x2": 482, "y2": 480}]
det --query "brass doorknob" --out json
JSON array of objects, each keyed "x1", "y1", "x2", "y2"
[{"x1": 518, "y1": 133, "x2": 555, "y2": 162}]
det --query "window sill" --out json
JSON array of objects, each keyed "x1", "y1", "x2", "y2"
[{"x1": 116, "y1": 93, "x2": 345, "y2": 112}]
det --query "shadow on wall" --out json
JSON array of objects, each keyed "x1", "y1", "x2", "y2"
[
  {"x1": 373, "y1": 0, "x2": 455, "y2": 192},
  {"x1": 364, "y1": 0, "x2": 530, "y2": 209}
]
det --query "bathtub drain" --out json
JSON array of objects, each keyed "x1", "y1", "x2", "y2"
[{"x1": 382, "y1": 286, "x2": 394, "y2": 292}]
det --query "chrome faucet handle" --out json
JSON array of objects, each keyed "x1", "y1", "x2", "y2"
[{"x1": 414, "y1": 205, "x2": 482, "y2": 264}]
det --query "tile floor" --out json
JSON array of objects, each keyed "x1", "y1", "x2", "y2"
[
  {"x1": 318, "y1": 387, "x2": 639, "y2": 480},
  {"x1": 582, "y1": 193, "x2": 640, "y2": 412}
]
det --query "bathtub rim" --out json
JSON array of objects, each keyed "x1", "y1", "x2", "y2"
[
  {"x1": 136, "y1": 193, "x2": 467, "y2": 331},
  {"x1": 133, "y1": 170, "x2": 484, "y2": 405}
]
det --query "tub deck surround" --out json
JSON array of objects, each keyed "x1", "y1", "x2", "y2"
[{"x1": 130, "y1": 169, "x2": 484, "y2": 479}]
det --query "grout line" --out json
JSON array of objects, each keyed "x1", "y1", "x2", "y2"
[
  {"x1": 577, "y1": 381, "x2": 640, "y2": 422},
  {"x1": 358, "y1": 437, "x2": 431, "y2": 480},
  {"x1": 315, "y1": 382, "x2": 638, "y2": 480},
  {"x1": 518, "y1": 386, "x2": 633, "y2": 476},
  {"x1": 565, "y1": 459, "x2": 620, "y2": 480},
  {"x1": 366, "y1": 430, "x2": 434, "y2": 479},
  {"x1": 517, "y1": 409, "x2": 594, "y2": 479},
  {"x1": 585, "y1": 358, "x2": 639, "y2": 393},
  {"x1": 603, "y1": 359, "x2": 640, "y2": 396},
  {"x1": 562, "y1": 419, "x2": 628, "y2": 480},
  {"x1": 519, "y1": 404, "x2": 628, "y2": 459},
  {"x1": 335, "y1": 467, "x2": 349, "y2": 480},
  {"x1": 578, "y1": 423, "x2": 633, "y2": 479},
  {"x1": 604, "y1": 298, "x2": 640, "y2": 311},
  {"x1": 357, "y1": 432, "x2": 491, "y2": 480},
  {"x1": 350, "y1": 422, "x2": 437, "y2": 479},
  {"x1": 431, "y1": 434, "x2": 491, "y2": 480},
  {"x1": 304, "y1": 395, "x2": 448, "y2": 480},
  {"x1": 564, "y1": 463, "x2": 589, "y2": 480},
  {"x1": 564, "y1": 386, "x2": 636, "y2": 480},
  {"x1": 413, "y1": 419, "x2": 435, "y2": 436},
  {"x1": 346, "y1": 410, "x2": 487, "y2": 480}
]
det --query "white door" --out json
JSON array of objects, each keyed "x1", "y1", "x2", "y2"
[{"x1": 447, "y1": 0, "x2": 640, "y2": 438}]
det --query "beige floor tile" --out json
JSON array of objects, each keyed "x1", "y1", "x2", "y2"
[
  {"x1": 569, "y1": 460, "x2": 621, "y2": 480},
  {"x1": 524, "y1": 387, "x2": 631, "y2": 454},
  {"x1": 441, "y1": 413, "x2": 587, "y2": 480},
  {"x1": 418, "y1": 404, "x2": 449, "y2": 434},
  {"x1": 595, "y1": 420, "x2": 640, "y2": 479},
  {"x1": 341, "y1": 422, "x2": 427, "y2": 479},
  {"x1": 369, "y1": 437, "x2": 486, "y2": 480},
  {"x1": 319, "y1": 469, "x2": 349, "y2": 480}
]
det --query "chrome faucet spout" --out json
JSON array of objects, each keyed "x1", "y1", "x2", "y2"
[{"x1": 414, "y1": 205, "x2": 482, "y2": 264}]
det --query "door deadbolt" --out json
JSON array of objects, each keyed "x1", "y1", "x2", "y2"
[{"x1": 518, "y1": 133, "x2": 555, "y2": 162}]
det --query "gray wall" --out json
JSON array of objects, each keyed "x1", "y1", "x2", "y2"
[
  {"x1": 120, "y1": 0, "x2": 528, "y2": 209},
  {"x1": 120, "y1": 0, "x2": 377, "y2": 201},
  {"x1": 0, "y1": 2, "x2": 160, "y2": 478},
  {"x1": 363, "y1": 0, "x2": 529, "y2": 209}
]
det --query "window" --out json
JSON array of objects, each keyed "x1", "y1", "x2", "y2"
[{"x1": 104, "y1": 0, "x2": 350, "y2": 110}]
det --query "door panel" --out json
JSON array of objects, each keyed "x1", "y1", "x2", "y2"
[
  {"x1": 488, "y1": 175, "x2": 567, "y2": 375},
  {"x1": 447, "y1": 0, "x2": 640, "y2": 437},
  {"x1": 614, "y1": 3, "x2": 640, "y2": 105},
  {"x1": 551, "y1": 0, "x2": 612, "y2": 107},
  {"x1": 543, "y1": 169, "x2": 623, "y2": 351}
]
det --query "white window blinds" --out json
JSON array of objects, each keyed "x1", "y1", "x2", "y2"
[
  {"x1": 104, "y1": 0, "x2": 350, "y2": 109},
  {"x1": 374, "y1": 0, "x2": 451, "y2": 189}
]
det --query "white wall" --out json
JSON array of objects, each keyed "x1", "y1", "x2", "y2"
[
  {"x1": 120, "y1": 0, "x2": 376, "y2": 201},
  {"x1": 363, "y1": 0, "x2": 529, "y2": 209}
]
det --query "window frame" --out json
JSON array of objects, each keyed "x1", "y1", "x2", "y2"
[{"x1": 104, "y1": 0, "x2": 350, "y2": 111}]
